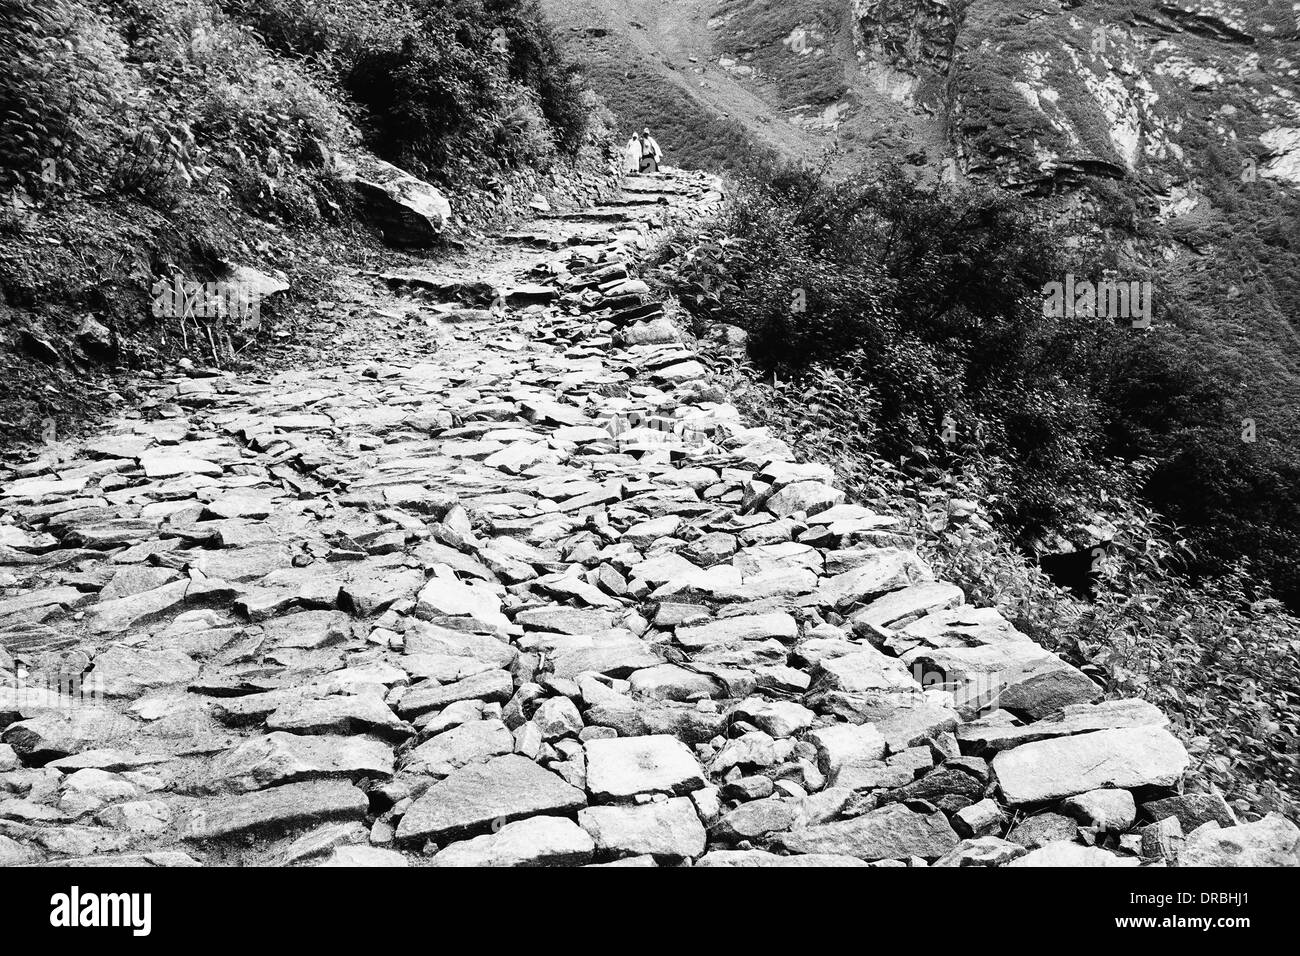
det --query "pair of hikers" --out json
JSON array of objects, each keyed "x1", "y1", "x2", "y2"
[{"x1": 623, "y1": 127, "x2": 663, "y2": 174}]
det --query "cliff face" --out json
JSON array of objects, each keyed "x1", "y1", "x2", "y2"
[
  {"x1": 851, "y1": 0, "x2": 968, "y2": 109},
  {"x1": 952, "y1": 2, "x2": 1300, "y2": 191},
  {"x1": 945, "y1": 2, "x2": 1300, "y2": 447}
]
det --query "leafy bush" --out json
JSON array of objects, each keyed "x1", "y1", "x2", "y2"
[
  {"x1": 195, "y1": 57, "x2": 351, "y2": 164},
  {"x1": 223, "y1": 0, "x2": 589, "y2": 183},
  {"x1": 669, "y1": 159, "x2": 1300, "y2": 613},
  {"x1": 671, "y1": 163, "x2": 1114, "y2": 532},
  {"x1": 342, "y1": 0, "x2": 587, "y2": 181},
  {"x1": 0, "y1": 0, "x2": 132, "y2": 195}
]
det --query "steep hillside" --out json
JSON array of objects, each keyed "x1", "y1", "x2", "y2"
[
  {"x1": 546, "y1": 0, "x2": 1300, "y2": 602},
  {"x1": 1, "y1": 0, "x2": 612, "y2": 451},
  {"x1": 954, "y1": 1, "x2": 1300, "y2": 431},
  {"x1": 546, "y1": 0, "x2": 1300, "y2": 422},
  {"x1": 542, "y1": 0, "x2": 952, "y2": 174}
]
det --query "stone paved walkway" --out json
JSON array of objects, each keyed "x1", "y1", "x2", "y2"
[{"x1": 2, "y1": 169, "x2": 1291, "y2": 867}]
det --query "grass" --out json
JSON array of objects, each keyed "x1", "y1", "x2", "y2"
[{"x1": 545, "y1": 22, "x2": 778, "y2": 174}]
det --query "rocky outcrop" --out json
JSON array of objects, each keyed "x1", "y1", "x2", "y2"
[{"x1": 852, "y1": 0, "x2": 967, "y2": 77}]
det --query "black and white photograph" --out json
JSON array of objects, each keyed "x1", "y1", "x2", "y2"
[{"x1": 0, "y1": 0, "x2": 1295, "y2": 927}]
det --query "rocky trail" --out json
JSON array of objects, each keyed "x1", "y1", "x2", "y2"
[{"x1": 1, "y1": 168, "x2": 1294, "y2": 869}]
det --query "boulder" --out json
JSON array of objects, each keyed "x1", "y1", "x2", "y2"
[
  {"x1": 1062, "y1": 788, "x2": 1137, "y2": 832},
  {"x1": 579, "y1": 797, "x2": 707, "y2": 859},
  {"x1": 696, "y1": 849, "x2": 868, "y2": 867},
  {"x1": 957, "y1": 698, "x2": 1167, "y2": 754},
  {"x1": 585, "y1": 734, "x2": 705, "y2": 801},
  {"x1": 434, "y1": 815, "x2": 595, "y2": 866},
  {"x1": 349, "y1": 157, "x2": 451, "y2": 246},
  {"x1": 992, "y1": 726, "x2": 1189, "y2": 804},
  {"x1": 1007, "y1": 841, "x2": 1139, "y2": 867},
  {"x1": 183, "y1": 780, "x2": 368, "y2": 841},
  {"x1": 395, "y1": 755, "x2": 586, "y2": 843},
  {"x1": 1179, "y1": 813, "x2": 1300, "y2": 867},
  {"x1": 934, "y1": 836, "x2": 1026, "y2": 867},
  {"x1": 775, "y1": 803, "x2": 960, "y2": 861},
  {"x1": 1141, "y1": 793, "x2": 1237, "y2": 833}
]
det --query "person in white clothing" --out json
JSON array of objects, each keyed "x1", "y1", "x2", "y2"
[{"x1": 637, "y1": 127, "x2": 662, "y2": 173}]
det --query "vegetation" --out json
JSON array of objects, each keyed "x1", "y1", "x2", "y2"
[
  {"x1": 230, "y1": 0, "x2": 591, "y2": 184},
  {"x1": 712, "y1": 0, "x2": 848, "y2": 110},
  {"x1": 0, "y1": 0, "x2": 597, "y2": 445}
]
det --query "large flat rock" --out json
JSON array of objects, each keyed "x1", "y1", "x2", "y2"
[
  {"x1": 775, "y1": 803, "x2": 960, "y2": 861},
  {"x1": 433, "y1": 815, "x2": 595, "y2": 867},
  {"x1": 958, "y1": 698, "x2": 1167, "y2": 754},
  {"x1": 395, "y1": 755, "x2": 586, "y2": 843},
  {"x1": 992, "y1": 726, "x2": 1189, "y2": 804},
  {"x1": 1007, "y1": 841, "x2": 1140, "y2": 867},
  {"x1": 584, "y1": 734, "x2": 706, "y2": 801},
  {"x1": 579, "y1": 797, "x2": 706, "y2": 860},
  {"x1": 183, "y1": 780, "x2": 368, "y2": 841},
  {"x1": 202, "y1": 733, "x2": 394, "y2": 793},
  {"x1": 901, "y1": 640, "x2": 1099, "y2": 719},
  {"x1": 696, "y1": 849, "x2": 869, "y2": 867}
]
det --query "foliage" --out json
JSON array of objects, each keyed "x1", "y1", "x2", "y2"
[
  {"x1": 0, "y1": 0, "x2": 601, "y2": 447},
  {"x1": 670, "y1": 163, "x2": 1110, "y2": 532},
  {"x1": 0, "y1": 0, "x2": 132, "y2": 196},
  {"x1": 668, "y1": 158, "x2": 1300, "y2": 613},
  {"x1": 227, "y1": 0, "x2": 591, "y2": 182}
]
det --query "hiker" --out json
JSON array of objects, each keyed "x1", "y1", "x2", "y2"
[
  {"x1": 638, "y1": 127, "x2": 662, "y2": 173},
  {"x1": 622, "y1": 134, "x2": 640, "y2": 174}
]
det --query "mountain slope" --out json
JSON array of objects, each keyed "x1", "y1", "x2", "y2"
[
  {"x1": 541, "y1": 0, "x2": 951, "y2": 174},
  {"x1": 547, "y1": 0, "x2": 1300, "y2": 602}
]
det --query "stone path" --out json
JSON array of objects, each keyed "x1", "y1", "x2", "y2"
[{"x1": 2, "y1": 169, "x2": 1296, "y2": 868}]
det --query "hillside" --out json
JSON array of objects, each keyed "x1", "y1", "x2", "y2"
[
  {"x1": 545, "y1": 0, "x2": 1300, "y2": 601},
  {"x1": 541, "y1": 0, "x2": 951, "y2": 175},
  {"x1": 1, "y1": 0, "x2": 613, "y2": 452},
  {"x1": 545, "y1": 0, "x2": 1300, "y2": 412}
]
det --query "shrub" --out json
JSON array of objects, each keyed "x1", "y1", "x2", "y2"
[
  {"x1": 195, "y1": 57, "x2": 351, "y2": 163},
  {"x1": 670, "y1": 158, "x2": 1300, "y2": 612},
  {"x1": 0, "y1": 0, "x2": 132, "y2": 195},
  {"x1": 219, "y1": 0, "x2": 590, "y2": 183}
]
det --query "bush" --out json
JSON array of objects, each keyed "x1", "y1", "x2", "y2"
[
  {"x1": 0, "y1": 0, "x2": 132, "y2": 195},
  {"x1": 195, "y1": 56, "x2": 351, "y2": 163},
  {"x1": 672, "y1": 163, "x2": 1112, "y2": 531},
  {"x1": 340, "y1": 0, "x2": 587, "y2": 181},
  {"x1": 221, "y1": 0, "x2": 589, "y2": 183},
  {"x1": 669, "y1": 158, "x2": 1300, "y2": 613}
]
